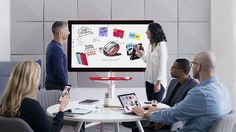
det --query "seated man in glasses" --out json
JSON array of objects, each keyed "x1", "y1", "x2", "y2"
[{"x1": 133, "y1": 51, "x2": 232, "y2": 132}]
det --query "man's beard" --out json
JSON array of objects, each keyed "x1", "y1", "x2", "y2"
[
  {"x1": 171, "y1": 74, "x2": 178, "y2": 78},
  {"x1": 193, "y1": 71, "x2": 200, "y2": 80}
]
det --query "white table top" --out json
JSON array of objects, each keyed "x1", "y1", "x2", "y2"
[
  {"x1": 47, "y1": 99, "x2": 169, "y2": 123},
  {"x1": 47, "y1": 100, "x2": 146, "y2": 123}
]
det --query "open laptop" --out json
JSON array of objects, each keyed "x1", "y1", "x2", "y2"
[{"x1": 117, "y1": 93, "x2": 141, "y2": 114}]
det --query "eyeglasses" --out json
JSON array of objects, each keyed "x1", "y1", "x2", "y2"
[{"x1": 190, "y1": 61, "x2": 200, "y2": 67}]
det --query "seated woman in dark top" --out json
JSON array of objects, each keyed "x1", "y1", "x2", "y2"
[{"x1": 0, "y1": 61, "x2": 69, "y2": 132}]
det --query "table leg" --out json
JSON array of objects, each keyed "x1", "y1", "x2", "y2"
[
  {"x1": 115, "y1": 122, "x2": 120, "y2": 132},
  {"x1": 135, "y1": 121, "x2": 144, "y2": 132},
  {"x1": 100, "y1": 123, "x2": 103, "y2": 132},
  {"x1": 75, "y1": 121, "x2": 84, "y2": 132}
]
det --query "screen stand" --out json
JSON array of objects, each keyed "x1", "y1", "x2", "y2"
[
  {"x1": 89, "y1": 72, "x2": 132, "y2": 99},
  {"x1": 108, "y1": 71, "x2": 115, "y2": 99},
  {"x1": 107, "y1": 71, "x2": 119, "y2": 99}
]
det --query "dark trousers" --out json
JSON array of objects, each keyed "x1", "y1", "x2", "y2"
[
  {"x1": 45, "y1": 81, "x2": 64, "y2": 91},
  {"x1": 145, "y1": 81, "x2": 165, "y2": 102},
  {"x1": 122, "y1": 121, "x2": 150, "y2": 132}
]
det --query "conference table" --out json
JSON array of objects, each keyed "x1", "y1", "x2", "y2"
[{"x1": 47, "y1": 100, "x2": 169, "y2": 132}]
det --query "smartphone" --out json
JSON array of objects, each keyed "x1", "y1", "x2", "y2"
[
  {"x1": 58, "y1": 84, "x2": 72, "y2": 102},
  {"x1": 144, "y1": 101, "x2": 152, "y2": 104}
]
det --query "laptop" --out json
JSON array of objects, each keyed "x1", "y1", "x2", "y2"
[{"x1": 117, "y1": 93, "x2": 141, "y2": 114}]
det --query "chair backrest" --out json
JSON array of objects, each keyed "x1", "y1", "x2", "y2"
[
  {"x1": 0, "y1": 60, "x2": 42, "y2": 100},
  {"x1": 0, "y1": 61, "x2": 19, "y2": 96},
  {"x1": 37, "y1": 89, "x2": 62, "y2": 111},
  {"x1": 0, "y1": 116, "x2": 34, "y2": 132},
  {"x1": 209, "y1": 110, "x2": 236, "y2": 132}
]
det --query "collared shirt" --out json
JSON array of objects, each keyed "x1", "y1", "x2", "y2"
[
  {"x1": 148, "y1": 77, "x2": 232, "y2": 132},
  {"x1": 141, "y1": 41, "x2": 168, "y2": 88}
]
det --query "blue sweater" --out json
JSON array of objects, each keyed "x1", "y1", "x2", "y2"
[{"x1": 46, "y1": 40, "x2": 68, "y2": 87}]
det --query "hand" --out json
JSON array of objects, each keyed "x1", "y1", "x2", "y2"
[
  {"x1": 147, "y1": 105, "x2": 158, "y2": 112},
  {"x1": 135, "y1": 49, "x2": 144, "y2": 57},
  {"x1": 134, "y1": 44, "x2": 139, "y2": 51},
  {"x1": 154, "y1": 83, "x2": 161, "y2": 93},
  {"x1": 134, "y1": 45, "x2": 144, "y2": 57},
  {"x1": 133, "y1": 105, "x2": 159, "y2": 118},
  {"x1": 135, "y1": 51, "x2": 141, "y2": 57},
  {"x1": 59, "y1": 94, "x2": 70, "y2": 112},
  {"x1": 132, "y1": 106, "x2": 145, "y2": 117},
  {"x1": 143, "y1": 105, "x2": 158, "y2": 113}
]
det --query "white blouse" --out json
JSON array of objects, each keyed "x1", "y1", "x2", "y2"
[{"x1": 141, "y1": 41, "x2": 168, "y2": 88}]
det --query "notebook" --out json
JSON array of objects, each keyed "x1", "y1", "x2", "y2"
[
  {"x1": 70, "y1": 108, "x2": 93, "y2": 114},
  {"x1": 78, "y1": 99, "x2": 99, "y2": 104},
  {"x1": 62, "y1": 108, "x2": 93, "y2": 117},
  {"x1": 53, "y1": 108, "x2": 93, "y2": 117},
  {"x1": 117, "y1": 93, "x2": 141, "y2": 114}
]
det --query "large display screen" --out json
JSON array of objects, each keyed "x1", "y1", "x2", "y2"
[{"x1": 68, "y1": 20, "x2": 153, "y2": 71}]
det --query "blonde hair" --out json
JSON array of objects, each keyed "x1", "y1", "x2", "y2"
[{"x1": 0, "y1": 61, "x2": 41, "y2": 117}]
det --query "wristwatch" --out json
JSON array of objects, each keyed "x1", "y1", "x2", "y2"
[{"x1": 143, "y1": 111, "x2": 149, "y2": 118}]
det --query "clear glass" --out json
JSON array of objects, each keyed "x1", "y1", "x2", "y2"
[{"x1": 151, "y1": 100, "x2": 158, "y2": 107}]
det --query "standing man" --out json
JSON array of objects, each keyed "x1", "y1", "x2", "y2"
[
  {"x1": 133, "y1": 51, "x2": 232, "y2": 132},
  {"x1": 45, "y1": 21, "x2": 70, "y2": 91}
]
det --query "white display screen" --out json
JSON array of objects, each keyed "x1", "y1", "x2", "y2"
[{"x1": 68, "y1": 20, "x2": 153, "y2": 71}]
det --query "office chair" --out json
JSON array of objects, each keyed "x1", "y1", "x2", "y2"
[
  {"x1": 37, "y1": 89, "x2": 62, "y2": 111},
  {"x1": 209, "y1": 110, "x2": 236, "y2": 132},
  {"x1": 0, "y1": 116, "x2": 33, "y2": 132},
  {"x1": 0, "y1": 60, "x2": 42, "y2": 99},
  {"x1": 37, "y1": 89, "x2": 82, "y2": 130}
]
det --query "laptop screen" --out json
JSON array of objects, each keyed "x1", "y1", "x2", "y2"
[{"x1": 117, "y1": 93, "x2": 141, "y2": 113}]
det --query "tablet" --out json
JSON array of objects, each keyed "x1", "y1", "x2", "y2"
[{"x1": 117, "y1": 93, "x2": 141, "y2": 114}]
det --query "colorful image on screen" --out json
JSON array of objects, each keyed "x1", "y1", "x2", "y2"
[{"x1": 68, "y1": 20, "x2": 153, "y2": 71}]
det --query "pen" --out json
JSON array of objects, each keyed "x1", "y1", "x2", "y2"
[
  {"x1": 64, "y1": 113, "x2": 75, "y2": 117},
  {"x1": 53, "y1": 112, "x2": 76, "y2": 117},
  {"x1": 53, "y1": 109, "x2": 72, "y2": 115}
]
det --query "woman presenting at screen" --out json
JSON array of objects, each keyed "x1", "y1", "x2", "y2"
[{"x1": 135, "y1": 23, "x2": 168, "y2": 102}]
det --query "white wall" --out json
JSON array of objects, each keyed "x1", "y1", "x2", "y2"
[
  {"x1": 0, "y1": 0, "x2": 10, "y2": 61},
  {"x1": 211, "y1": 0, "x2": 236, "y2": 108},
  {"x1": 10, "y1": 0, "x2": 211, "y2": 100}
]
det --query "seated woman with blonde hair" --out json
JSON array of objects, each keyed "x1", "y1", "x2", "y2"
[{"x1": 0, "y1": 61, "x2": 69, "y2": 132}]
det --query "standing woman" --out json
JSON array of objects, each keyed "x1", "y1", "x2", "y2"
[
  {"x1": 136, "y1": 23, "x2": 168, "y2": 102},
  {"x1": 0, "y1": 61, "x2": 69, "y2": 132}
]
